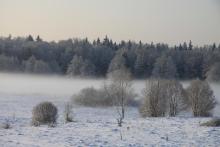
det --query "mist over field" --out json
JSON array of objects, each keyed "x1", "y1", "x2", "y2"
[
  {"x1": 0, "y1": 72, "x2": 219, "y2": 116},
  {"x1": 0, "y1": 73, "x2": 144, "y2": 97},
  {"x1": 0, "y1": 72, "x2": 104, "y2": 97}
]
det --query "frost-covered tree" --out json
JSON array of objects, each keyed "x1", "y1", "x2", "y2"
[
  {"x1": 23, "y1": 56, "x2": 51, "y2": 73},
  {"x1": 23, "y1": 56, "x2": 36, "y2": 72},
  {"x1": 206, "y1": 62, "x2": 220, "y2": 82},
  {"x1": 107, "y1": 68, "x2": 133, "y2": 126},
  {"x1": 164, "y1": 80, "x2": 186, "y2": 116},
  {"x1": 0, "y1": 54, "x2": 21, "y2": 71},
  {"x1": 33, "y1": 60, "x2": 51, "y2": 73},
  {"x1": 67, "y1": 55, "x2": 95, "y2": 77},
  {"x1": 186, "y1": 80, "x2": 216, "y2": 117},
  {"x1": 139, "y1": 80, "x2": 167, "y2": 117},
  {"x1": 80, "y1": 59, "x2": 95, "y2": 77},
  {"x1": 140, "y1": 79, "x2": 186, "y2": 117},
  {"x1": 134, "y1": 52, "x2": 146, "y2": 77},
  {"x1": 152, "y1": 55, "x2": 177, "y2": 79},
  {"x1": 67, "y1": 55, "x2": 84, "y2": 76},
  {"x1": 108, "y1": 50, "x2": 127, "y2": 73}
]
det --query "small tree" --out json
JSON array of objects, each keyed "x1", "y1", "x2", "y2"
[
  {"x1": 36, "y1": 35, "x2": 42, "y2": 42},
  {"x1": 186, "y1": 80, "x2": 216, "y2": 117},
  {"x1": 107, "y1": 68, "x2": 132, "y2": 127},
  {"x1": 139, "y1": 79, "x2": 186, "y2": 117},
  {"x1": 108, "y1": 50, "x2": 127, "y2": 73},
  {"x1": 67, "y1": 55, "x2": 84, "y2": 76},
  {"x1": 152, "y1": 55, "x2": 177, "y2": 79},
  {"x1": 23, "y1": 56, "x2": 51, "y2": 74},
  {"x1": 67, "y1": 55, "x2": 95, "y2": 77},
  {"x1": 26, "y1": 35, "x2": 34, "y2": 42},
  {"x1": 139, "y1": 79, "x2": 166, "y2": 117},
  {"x1": 32, "y1": 102, "x2": 58, "y2": 126},
  {"x1": 165, "y1": 80, "x2": 186, "y2": 116}
]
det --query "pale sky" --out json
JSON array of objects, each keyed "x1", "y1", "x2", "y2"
[{"x1": 0, "y1": 0, "x2": 220, "y2": 45}]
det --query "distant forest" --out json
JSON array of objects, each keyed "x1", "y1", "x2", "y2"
[{"x1": 0, "y1": 35, "x2": 220, "y2": 80}]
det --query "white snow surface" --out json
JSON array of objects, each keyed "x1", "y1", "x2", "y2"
[{"x1": 0, "y1": 73, "x2": 220, "y2": 147}]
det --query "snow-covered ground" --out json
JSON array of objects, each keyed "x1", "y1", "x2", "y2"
[{"x1": 0, "y1": 73, "x2": 220, "y2": 147}]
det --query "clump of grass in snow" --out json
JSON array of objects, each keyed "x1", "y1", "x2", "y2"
[
  {"x1": 0, "y1": 120, "x2": 11, "y2": 129},
  {"x1": 200, "y1": 118, "x2": 220, "y2": 127}
]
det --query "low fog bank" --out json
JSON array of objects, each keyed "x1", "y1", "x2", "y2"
[
  {"x1": 0, "y1": 72, "x2": 106, "y2": 97},
  {"x1": 0, "y1": 73, "x2": 147, "y2": 97},
  {"x1": 0, "y1": 72, "x2": 219, "y2": 116}
]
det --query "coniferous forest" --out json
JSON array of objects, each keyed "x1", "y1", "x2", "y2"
[{"x1": 0, "y1": 35, "x2": 220, "y2": 80}]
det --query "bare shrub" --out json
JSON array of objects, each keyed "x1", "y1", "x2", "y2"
[
  {"x1": 73, "y1": 87, "x2": 113, "y2": 107},
  {"x1": 139, "y1": 79, "x2": 167, "y2": 117},
  {"x1": 32, "y1": 102, "x2": 58, "y2": 126},
  {"x1": 165, "y1": 80, "x2": 186, "y2": 116},
  {"x1": 139, "y1": 79, "x2": 186, "y2": 117},
  {"x1": 186, "y1": 80, "x2": 216, "y2": 117},
  {"x1": 72, "y1": 85, "x2": 137, "y2": 108}
]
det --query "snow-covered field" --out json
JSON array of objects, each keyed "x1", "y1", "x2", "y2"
[{"x1": 0, "y1": 73, "x2": 220, "y2": 147}]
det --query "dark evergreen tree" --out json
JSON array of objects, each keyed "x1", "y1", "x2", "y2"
[
  {"x1": 26, "y1": 35, "x2": 34, "y2": 42},
  {"x1": 36, "y1": 35, "x2": 42, "y2": 42},
  {"x1": 179, "y1": 44, "x2": 183, "y2": 50},
  {"x1": 97, "y1": 38, "x2": 101, "y2": 45},
  {"x1": 212, "y1": 43, "x2": 216, "y2": 51},
  {"x1": 189, "y1": 40, "x2": 193, "y2": 50},
  {"x1": 183, "y1": 42, "x2": 188, "y2": 50}
]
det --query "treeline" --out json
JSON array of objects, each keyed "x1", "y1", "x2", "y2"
[{"x1": 0, "y1": 35, "x2": 220, "y2": 80}]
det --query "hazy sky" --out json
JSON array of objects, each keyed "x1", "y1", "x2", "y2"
[{"x1": 0, "y1": 0, "x2": 220, "y2": 45}]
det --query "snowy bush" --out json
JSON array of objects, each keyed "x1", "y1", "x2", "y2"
[
  {"x1": 186, "y1": 80, "x2": 216, "y2": 117},
  {"x1": 0, "y1": 120, "x2": 11, "y2": 129},
  {"x1": 164, "y1": 80, "x2": 187, "y2": 116},
  {"x1": 72, "y1": 86, "x2": 137, "y2": 107},
  {"x1": 32, "y1": 102, "x2": 58, "y2": 126},
  {"x1": 139, "y1": 80, "x2": 167, "y2": 117},
  {"x1": 139, "y1": 79, "x2": 186, "y2": 117},
  {"x1": 73, "y1": 87, "x2": 112, "y2": 107}
]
